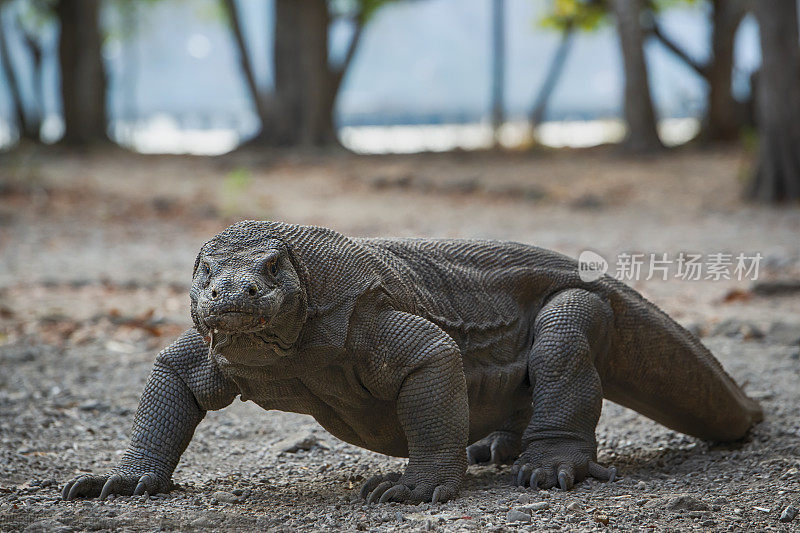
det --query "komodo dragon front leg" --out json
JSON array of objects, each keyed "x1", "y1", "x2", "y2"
[
  {"x1": 512, "y1": 289, "x2": 617, "y2": 490},
  {"x1": 62, "y1": 330, "x2": 237, "y2": 499},
  {"x1": 354, "y1": 310, "x2": 470, "y2": 504}
]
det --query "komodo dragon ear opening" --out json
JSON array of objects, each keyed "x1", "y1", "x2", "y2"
[{"x1": 277, "y1": 239, "x2": 310, "y2": 314}]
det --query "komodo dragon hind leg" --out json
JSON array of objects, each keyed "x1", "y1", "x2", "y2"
[{"x1": 512, "y1": 289, "x2": 617, "y2": 491}]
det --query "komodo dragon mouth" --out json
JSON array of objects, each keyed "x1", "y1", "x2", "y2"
[
  {"x1": 204, "y1": 310, "x2": 267, "y2": 333},
  {"x1": 205, "y1": 327, "x2": 293, "y2": 368}
]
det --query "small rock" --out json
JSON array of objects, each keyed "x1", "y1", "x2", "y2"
[
  {"x1": 212, "y1": 490, "x2": 241, "y2": 504},
  {"x1": 517, "y1": 494, "x2": 532, "y2": 504},
  {"x1": 507, "y1": 509, "x2": 532, "y2": 523},
  {"x1": 570, "y1": 193, "x2": 604, "y2": 210},
  {"x1": 683, "y1": 322, "x2": 705, "y2": 338},
  {"x1": 780, "y1": 505, "x2": 798, "y2": 523},
  {"x1": 751, "y1": 279, "x2": 800, "y2": 297},
  {"x1": 566, "y1": 502, "x2": 581, "y2": 512},
  {"x1": 636, "y1": 481, "x2": 647, "y2": 490},
  {"x1": 666, "y1": 494, "x2": 709, "y2": 512},
  {"x1": 711, "y1": 319, "x2": 763, "y2": 341},
  {"x1": 701, "y1": 519, "x2": 716, "y2": 527},
  {"x1": 767, "y1": 322, "x2": 800, "y2": 346},
  {"x1": 275, "y1": 432, "x2": 319, "y2": 453},
  {"x1": 23, "y1": 519, "x2": 66, "y2": 533},
  {"x1": 594, "y1": 513, "x2": 610, "y2": 525},
  {"x1": 77, "y1": 400, "x2": 107, "y2": 412},
  {"x1": 139, "y1": 493, "x2": 148, "y2": 503},
  {"x1": 231, "y1": 488, "x2": 244, "y2": 496},
  {"x1": 526, "y1": 501, "x2": 550, "y2": 511}
]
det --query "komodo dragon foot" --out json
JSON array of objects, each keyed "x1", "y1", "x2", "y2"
[
  {"x1": 62, "y1": 472, "x2": 171, "y2": 500},
  {"x1": 466, "y1": 431, "x2": 522, "y2": 465},
  {"x1": 359, "y1": 465, "x2": 461, "y2": 504},
  {"x1": 510, "y1": 438, "x2": 616, "y2": 491}
]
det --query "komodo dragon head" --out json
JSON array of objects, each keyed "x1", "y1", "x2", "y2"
[{"x1": 189, "y1": 224, "x2": 308, "y2": 367}]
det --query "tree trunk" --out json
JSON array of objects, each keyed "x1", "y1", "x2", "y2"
[
  {"x1": 611, "y1": 0, "x2": 663, "y2": 153},
  {"x1": 746, "y1": 0, "x2": 800, "y2": 201},
  {"x1": 0, "y1": 8, "x2": 35, "y2": 140},
  {"x1": 19, "y1": 21, "x2": 45, "y2": 138},
  {"x1": 491, "y1": 0, "x2": 505, "y2": 145},
  {"x1": 703, "y1": 0, "x2": 745, "y2": 142},
  {"x1": 529, "y1": 24, "x2": 575, "y2": 129},
  {"x1": 265, "y1": 0, "x2": 336, "y2": 146},
  {"x1": 56, "y1": 0, "x2": 108, "y2": 146}
]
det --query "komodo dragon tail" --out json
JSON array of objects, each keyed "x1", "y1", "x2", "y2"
[{"x1": 594, "y1": 277, "x2": 764, "y2": 442}]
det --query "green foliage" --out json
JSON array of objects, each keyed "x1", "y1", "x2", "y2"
[
  {"x1": 224, "y1": 167, "x2": 252, "y2": 193},
  {"x1": 648, "y1": 0, "x2": 701, "y2": 14},
  {"x1": 5, "y1": 0, "x2": 56, "y2": 36},
  {"x1": 329, "y1": 0, "x2": 398, "y2": 25},
  {"x1": 539, "y1": 0, "x2": 701, "y2": 33},
  {"x1": 221, "y1": 167, "x2": 253, "y2": 216},
  {"x1": 539, "y1": 0, "x2": 609, "y2": 32}
]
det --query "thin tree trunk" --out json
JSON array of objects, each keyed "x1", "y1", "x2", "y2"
[
  {"x1": 0, "y1": 9, "x2": 33, "y2": 140},
  {"x1": 122, "y1": 2, "x2": 139, "y2": 124},
  {"x1": 703, "y1": 0, "x2": 746, "y2": 142},
  {"x1": 264, "y1": 0, "x2": 335, "y2": 146},
  {"x1": 650, "y1": 22, "x2": 707, "y2": 79},
  {"x1": 222, "y1": 0, "x2": 270, "y2": 127},
  {"x1": 611, "y1": 0, "x2": 663, "y2": 153},
  {"x1": 56, "y1": 0, "x2": 108, "y2": 146},
  {"x1": 746, "y1": 0, "x2": 800, "y2": 202},
  {"x1": 322, "y1": 17, "x2": 364, "y2": 145},
  {"x1": 529, "y1": 24, "x2": 575, "y2": 129},
  {"x1": 330, "y1": 18, "x2": 363, "y2": 98},
  {"x1": 18, "y1": 18, "x2": 44, "y2": 138},
  {"x1": 491, "y1": 0, "x2": 505, "y2": 145}
]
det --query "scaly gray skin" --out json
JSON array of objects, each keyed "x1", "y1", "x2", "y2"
[{"x1": 63, "y1": 221, "x2": 763, "y2": 503}]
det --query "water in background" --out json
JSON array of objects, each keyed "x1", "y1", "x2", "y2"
[
  {"x1": 108, "y1": 114, "x2": 697, "y2": 155},
  {"x1": 0, "y1": 0, "x2": 754, "y2": 154}
]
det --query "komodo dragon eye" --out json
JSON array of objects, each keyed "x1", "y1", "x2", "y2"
[{"x1": 266, "y1": 258, "x2": 279, "y2": 277}]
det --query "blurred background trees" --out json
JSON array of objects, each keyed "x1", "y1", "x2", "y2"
[
  {"x1": 223, "y1": 0, "x2": 392, "y2": 146},
  {"x1": 0, "y1": 0, "x2": 798, "y2": 201},
  {"x1": 746, "y1": 0, "x2": 800, "y2": 201},
  {"x1": 56, "y1": 0, "x2": 108, "y2": 145}
]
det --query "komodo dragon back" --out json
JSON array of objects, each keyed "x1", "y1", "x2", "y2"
[{"x1": 365, "y1": 236, "x2": 763, "y2": 442}]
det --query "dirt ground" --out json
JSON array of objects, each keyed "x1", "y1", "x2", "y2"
[{"x1": 0, "y1": 146, "x2": 798, "y2": 532}]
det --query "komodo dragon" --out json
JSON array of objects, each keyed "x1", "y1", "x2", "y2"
[{"x1": 62, "y1": 220, "x2": 763, "y2": 503}]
